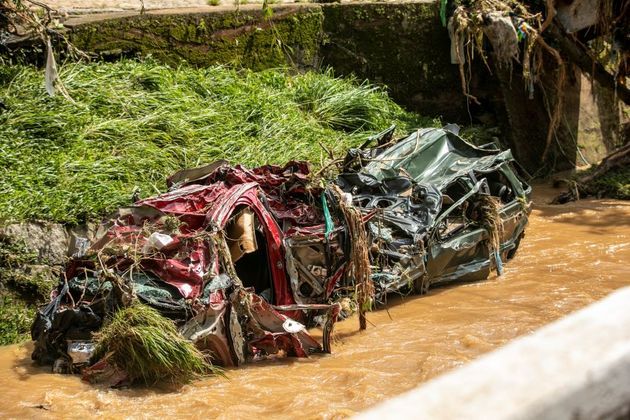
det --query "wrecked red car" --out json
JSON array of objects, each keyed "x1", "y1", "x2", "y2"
[{"x1": 31, "y1": 125, "x2": 532, "y2": 371}]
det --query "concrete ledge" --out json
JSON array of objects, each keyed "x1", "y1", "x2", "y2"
[{"x1": 358, "y1": 287, "x2": 630, "y2": 420}]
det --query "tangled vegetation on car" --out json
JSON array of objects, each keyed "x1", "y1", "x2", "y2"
[{"x1": 30, "y1": 125, "x2": 531, "y2": 385}]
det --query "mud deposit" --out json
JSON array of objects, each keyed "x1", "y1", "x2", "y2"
[{"x1": 0, "y1": 185, "x2": 628, "y2": 419}]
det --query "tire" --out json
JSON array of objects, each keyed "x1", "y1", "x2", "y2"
[{"x1": 506, "y1": 232, "x2": 524, "y2": 260}]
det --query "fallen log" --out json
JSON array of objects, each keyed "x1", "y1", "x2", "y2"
[
  {"x1": 553, "y1": 143, "x2": 630, "y2": 203},
  {"x1": 546, "y1": 23, "x2": 630, "y2": 106}
]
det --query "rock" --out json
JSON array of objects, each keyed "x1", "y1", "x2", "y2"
[
  {"x1": 0, "y1": 222, "x2": 70, "y2": 265},
  {"x1": 12, "y1": 264, "x2": 58, "y2": 300},
  {"x1": 0, "y1": 221, "x2": 104, "y2": 299}
]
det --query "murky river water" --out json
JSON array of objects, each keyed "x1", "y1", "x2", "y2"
[{"x1": 0, "y1": 185, "x2": 628, "y2": 419}]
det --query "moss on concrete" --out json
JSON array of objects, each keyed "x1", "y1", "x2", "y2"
[
  {"x1": 68, "y1": 6, "x2": 324, "y2": 70},
  {"x1": 2, "y1": 236, "x2": 36, "y2": 292},
  {"x1": 320, "y1": 2, "x2": 464, "y2": 120},
  {"x1": 0, "y1": 235, "x2": 56, "y2": 299}
]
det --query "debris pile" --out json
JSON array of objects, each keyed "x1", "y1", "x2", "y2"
[{"x1": 31, "y1": 125, "x2": 532, "y2": 385}]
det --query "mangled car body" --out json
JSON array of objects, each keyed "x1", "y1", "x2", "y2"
[{"x1": 31, "y1": 126, "x2": 532, "y2": 373}]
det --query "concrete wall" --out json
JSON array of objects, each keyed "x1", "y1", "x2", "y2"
[
  {"x1": 319, "y1": 2, "x2": 464, "y2": 121},
  {"x1": 358, "y1": 286, "x2": 630, "y2": 420},
  {"x1": 66, "y1": 4, "x2": 325, "y2": 70}
]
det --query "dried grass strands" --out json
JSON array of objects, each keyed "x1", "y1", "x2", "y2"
[
  {"x1": 332, "y1": 186, "x2": 373, "y2": 330},
  {"x1": 481, "y1": 196, "x2": 503, "y2": 250},
  {"x1": 475, "y1": 194, "x2": 504, "y2": 272}
]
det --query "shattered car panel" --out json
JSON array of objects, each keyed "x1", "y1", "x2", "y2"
[{"x1": 31, "y1": 126, "x2": 531, "y2": 375}]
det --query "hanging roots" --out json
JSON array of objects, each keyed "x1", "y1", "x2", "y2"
[{"x1": 332, "y1": 186, "x2": 373, "y2": 330}]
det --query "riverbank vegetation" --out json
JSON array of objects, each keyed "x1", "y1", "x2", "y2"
[
  {"x1": 0, "y1": 60, "x2": 435, "y2": 345},
  {"x1": 0, "y1": 60, "x2": 432, "y2": 225},
  {"x1": 554, "y1": 143, "x2": 630, "y2": 202}
]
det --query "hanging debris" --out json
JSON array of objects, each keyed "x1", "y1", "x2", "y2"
[
  {"x1": 445, "y1": 1, "x2": 566, "y2": 154},
  {"x1": 482, "y1": 11, "x2": 520, "y2": 69},
  {"x1": 332, "y1": 185, "x2": 374, "y2": 330},
  {"x1": 1, "y1": 0, "x2": 83, "y2": 100},
  {"x1": 444, "y1": 0, "x2": 629, "y2": 166}
]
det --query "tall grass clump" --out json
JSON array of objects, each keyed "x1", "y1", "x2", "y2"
[
  {"x1": 292, "y1": 69, "x2": 397, "y2": 131},
  {"x1": 0, "y1": 60, "x2": 435, "y2": 224},
  {"x1": 92, "y1": 304, "x2": 218, "y2": 385}
]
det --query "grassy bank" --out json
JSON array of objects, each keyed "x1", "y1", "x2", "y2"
[
  {"x1": 0, "y1": 60, "x2": 433, "y2": 225},
  {"x1": 583, "y1": 165, "x2": 630, "y2": 200}
]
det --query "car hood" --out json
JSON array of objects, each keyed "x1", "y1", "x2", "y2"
[{"x1": 362, "y1": 128, "x2": 515, "y2": 190}]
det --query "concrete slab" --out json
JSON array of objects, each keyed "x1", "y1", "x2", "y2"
[{"x1": 358, "y1": 287, "x2": 630, "y2": 420}]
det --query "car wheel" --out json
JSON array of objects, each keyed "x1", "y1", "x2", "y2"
[{"x1": 507, "y1": 232, "x2": 524, "y2": 260}]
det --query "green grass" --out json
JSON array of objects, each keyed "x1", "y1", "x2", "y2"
[
  {"x1": 0, "y1": 60, "x2": 434, "y2": 225},
  {"x1": 0, "y1": 234, "x2": 54, "y2": 300},
  {"x1": 92, "y1": 303, "x2": 219, "y2": 385},
  {"x1": 584, "y1": 165, "x2": 630, "y2": 199},
  {"x1": 0, "y1": 295, "x2": 35, "y2": 345}
]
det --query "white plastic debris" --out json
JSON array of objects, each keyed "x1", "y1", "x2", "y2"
[
  {"x1": 142, "y1": 232, "x2": 174, "y2": 254},
  {"x1": 45, "y1": 38, "x2": 58, "y2": 97},
  {"x1": 72, "y1": 236, "x2": 91, "y2": 258},
  {"x1": 282, "y1": 319, "x2": 306, "y2": 334},
  {"x1": 482, "y1": 12, "x2": 519, "y2": 68}
]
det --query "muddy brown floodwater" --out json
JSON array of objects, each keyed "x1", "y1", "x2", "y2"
[{"x1": 0, "y1": 185, "x2": 629, "y2": 419}]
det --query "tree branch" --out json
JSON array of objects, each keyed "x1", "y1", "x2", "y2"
[{"x1": 546, "y1": 23, "x2": 630, "y2": 105}]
